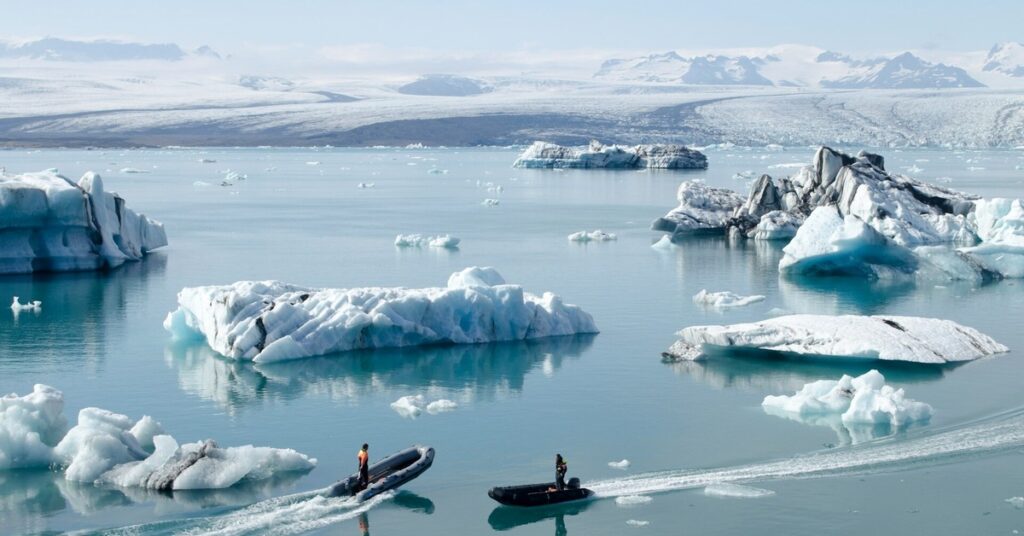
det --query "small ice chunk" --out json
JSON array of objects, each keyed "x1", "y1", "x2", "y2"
[
  {"x1": 306, "y1": 161, "x2": 321, "y2": 166},
  {"x1": 427, "y1": 168, "x2": 448, "y2": 175},
  {"x1": 704, "y1": 483, "x2": 775, "y2": 498},
  {"x1": 608, "y1": 459, "x2": 631, "y2": 469},
  {"x1": 357, "y1": 182, "x2": 375, "y2": 188},
  {"x1": 198, "y1": 158, "x2": 217, "y2": 163},
  {"x1": 10, "y1": 297, "x2": 42, "y2": 312},
  {"x1": 394, "y1": 234, "x2": 461, "y2": 249},
  {"x1": 692, "y1": 290, "x2": 765, "y2": 309},
  {"x1": 626, "y1": 520, "x2": 650, "y2": 527},
  {"x1": 390, "y1": 395, "x2": 425, "y2": 419},
  {"x1": 615, "y1": 495, "x2": 653, "y2": 506},
  {"x1": 120, "y1": 167, "x2": 149, "y2": 174},
  {"x1": 193, "y1": 180, "x2": 212, "y2": 187},
  {"x1": 482, "y1": 198, "x2": 500, "y2": 206},
  {"x1": 1006, "y1": 496, "x2": 1024, "y2": 509},
  {"x1": 425, "y1": 399, "x2": 458, "y2": 414},
  {"x1": 650, "y1": 236, "x2": 675, "y2": 250},
  {"x1": 568, "y1": 230, "x2": 617, "y2": 243}
]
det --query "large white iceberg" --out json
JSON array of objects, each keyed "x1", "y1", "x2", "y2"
[
  {"x1": 0, "y1": 169, "x2": 166, "y2": 274},
  {"x1": 663, "y1": 314, "x2": 1007, "y2": 364},
  {"x1": 165, "y1": 266, "x2": 598, "y2": 363},
  {"x1": 513, "y1": 140, "x2": 707, "y2": 169},
  {"x1": 0, "y1": 385, "x2": 315, "y2": 490}
]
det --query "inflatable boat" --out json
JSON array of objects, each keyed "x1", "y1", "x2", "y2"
[
  {"x1": 326, "y1": 445, "x2": 434, "y2": 501},
  {"x1": 488, "y1": 478, "x2": 593, "y2": 507}
]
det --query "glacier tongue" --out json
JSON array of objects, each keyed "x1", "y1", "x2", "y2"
[
  {"x1": 664, "y1": 314, "x2": 1008, "y2": 364},
  {"x1": 0, "y1": 169, "x2": 166, "y2": 274},
  {"x1": 165, "y1": 266, "x2": 599, "y2": 363}
]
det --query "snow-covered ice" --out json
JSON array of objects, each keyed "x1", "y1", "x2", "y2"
[
  {"x1": 513, "y1": 140, "x2": 706, "y2": 169},
  {"x1": 0, "y1": 169, "x2": 166, "y2": 274},
  {"x1": 762, "y1": 370, "x2": 933, "y2": 429},
  {"x1": 568, "y1": 230, "x2": 617, "y2": 242},
  {"x1": 692, "y1": 290, "x2": 765, "y2": 309},
  {"x1": 394, "y1": 234, "x2": 461, "y2": 249},
  {"x1": 165, "y1": 267, "x2": 598, "y2": 363},
  {"x1": 703, "y1": 483, "x2": 775, "y2": 498},
  {"x1": 663, "y1": 314, "x2": 1007, "y2": 364},
  {"x1": 0, "y1": 385, "x2": 315, "y2": 489},
  {"x1": 608, "y1": 459, "x2": 631, "y2": 469}
]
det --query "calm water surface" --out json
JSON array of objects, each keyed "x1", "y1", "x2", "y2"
[{"x1": 1, "y1": 146, "x2": 1023, "y2": 535}]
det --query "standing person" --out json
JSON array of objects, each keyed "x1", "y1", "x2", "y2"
[
  {"x1": 357, "y1": 443, "x2": 370, "y2": 490},
  {"x1": 555, "y1": 454, "x2": 568, "y2": 491}
]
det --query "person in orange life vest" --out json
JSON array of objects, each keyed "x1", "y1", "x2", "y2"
[{"x1": 358, "y1": 443, "x2": 370, "y2": 490}]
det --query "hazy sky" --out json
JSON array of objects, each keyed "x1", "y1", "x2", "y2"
[{"x1": 6, "y1": 0, "x2": 1021, "y2": 55}]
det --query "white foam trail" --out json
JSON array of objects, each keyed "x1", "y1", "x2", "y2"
[
  {"x1": 589, "y1": 410, "x2": 1024, "y2": 498},
  {"x1": 87, "y1": 489, "x2": 393, "y2": 536}
]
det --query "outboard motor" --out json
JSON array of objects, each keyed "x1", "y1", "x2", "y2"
[{"x1": 567, "y1": 477, "x2": 581, "y2": 490}]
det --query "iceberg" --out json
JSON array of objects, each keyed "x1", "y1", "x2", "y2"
[
  {"x1": 0, "y1": 385, "x2": 315, "y2": 490},
  {"x1": 10, "y1": 296, "x2": 42, "y2": 312},
  {"x1": 164, "y1": 267, "x2": 598, "y2": 363},
  {"x1": 513, "y1": 140, "x2": 707, "y2": 170},
  {"x1": 692, "y1": 290, "x2": 765, "y2": 309},
  {"x1": 568, "y1": 230, "x2": 617, "y2": 242},
  {"x1": 394, "y1": 234, "x2": 461, "y2": 248},
  {"x1": 650, "y1": 181, "x2": 745, "y2": 237},
  {"x1": 0, "y1": 169, "x2": 166, "y2": 274},
  {"x1": 762, "y1": 370, "x2": 932, "y2": 428},
  {"x1": 663, "y1": 314, "x2": 1007, "y2": 364},
  {"x1": 608, "y1": 459, "x2": 631, "y2": 470}
]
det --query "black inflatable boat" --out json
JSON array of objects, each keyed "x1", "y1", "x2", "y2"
[
  {"x1": 326, "y1": 445, "x2": 434, "y2": 501},
  {"x1": 488, "y1": 478, "x2": 593, "y2": 507}
]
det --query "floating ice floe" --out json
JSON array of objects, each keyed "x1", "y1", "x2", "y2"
[
  {"x1": 427, "y1": 168, "x2": 448, "y2": 175},
  {"x1": 626, "y1": 520, "x2": 650, "y2": 527},
  {"x1": 608, "y1": 459, "x2": 631, "y2": 469},
  {"x1": 513, "y1": 140, "x2": 707, "y2": 169},
  {"x1": 357, "y1": 182, "x2": 375, "y2": 189},
  {"x1": 10, "y1": 296, "x2": 41, "y2": 312},
  {"x1": 703, "y1": 483, "x2": 775, "y2": 498},
  {"x1": 692, "y1": 289, "x2": 765, "y2": 309},
  {"x1": 0, "y1": 384, "x2": 315, "y2": 490},
  {"x1": 119, "y1": 167, "x2": 148, "y2": 174},
  {"x1": 198, "y1": 158, "x2": 217, "y2": 164},
  {"x1": 389, "y1": 395, "x2": 458, "y2": 418},
  {"x1": 165, "y1": 266, "x2": 598, "y2": 363},
  {"x1": 568, "y1": 230, "x2": 617, "y2": 242},
  {"x1": 616, "y1": 495, "x2": 653, "y2": 506},
  {"x1": 663, "y1": 314, "x2": 1007, "y2": 364},
  {"x1": 763, "y1": 370, "x2": 932, "y2": 429},
  {"x1": 482, "y1": 198, "x2": 500, "y2": 206},
  {"x1": 1007, "y1": 497, "x2": 1024, "y2": 509},
  {"x1": 394, "y1": 234, "x2": 461, "y2": 249},
  {"x1": 0, "y1": 169, "x2": 166, "y2": 274}
]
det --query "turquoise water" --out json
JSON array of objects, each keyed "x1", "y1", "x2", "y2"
[{"x1": 1, "y1": 146, "x2": 1023, "y2": 535}]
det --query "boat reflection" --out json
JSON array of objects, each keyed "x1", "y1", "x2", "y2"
[
  {"x1": 356, "y1": 491, "x2": 436, "y2": 535},
  {"x1": 488, "y1": 499, "x2": 593, "y2": 535},
  {"x1": 166, "y1": 335, "x2": 596, "y2": 413}
]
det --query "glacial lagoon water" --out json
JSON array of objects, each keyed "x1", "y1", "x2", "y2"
[{"x1": 1, "y1": 146, "x2": 1023, "y2": 535}]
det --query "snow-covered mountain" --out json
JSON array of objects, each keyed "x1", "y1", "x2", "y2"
[
  {"x1": 397, "y1": 74, "x2": 493, "y2": 96},
  {"x1": 983, "y1": 42, "x2": 1024, "y2": 77},
  {"x1": 596, "y1": 47, "x2": 985, "y2": 89},
  {"x1": 819, "y1": 52, "x2": 983, "y2": 89},
  {"x1": 596, "y1": 52, "x2": 772, "y2": 85},
  {"x1": 0, "y1": 38, "x2": 218, "y2": 62}
]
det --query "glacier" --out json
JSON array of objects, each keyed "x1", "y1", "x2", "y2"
[
  {"x1": 164, "y1": 266, "x2": 599, "y2": 363},
  {"x1": 0, "y1": 169, "x2": 166, "y2": 274},
  {"x1": 663, "y1": 314, "x2": 1007, "y2": 364},
  {"x1": 513, "y1": 140, "x2": 707, "y2": 169},
  {"x1": 0, "y1": 384, "x2": 315, "y2": 490}
]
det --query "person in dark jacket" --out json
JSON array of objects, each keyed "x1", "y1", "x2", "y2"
[
  {"x1": 555, "y1": 454, "x2": 568, "y2": 491},
  {"x1": 357, "y1": 443, "x2": 370, "y2": 490}
]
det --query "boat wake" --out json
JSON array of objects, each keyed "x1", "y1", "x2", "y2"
[
  {"x1": 83, "y1": 489, "x2": 394, "y2": 536},
  {"x1": 588, "y1": 408, "x2": 1024, "y2": 498}
]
